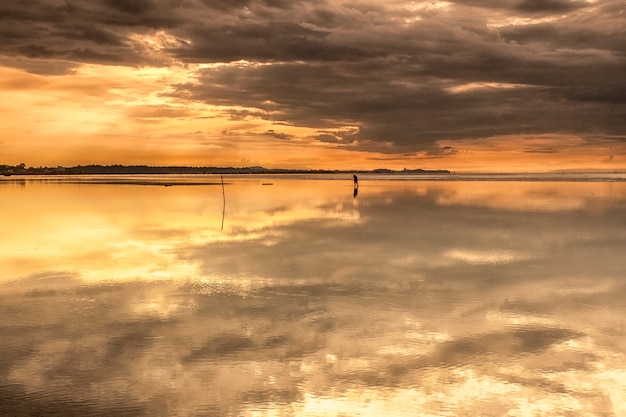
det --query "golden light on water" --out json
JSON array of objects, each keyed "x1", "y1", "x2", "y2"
[
  {"x1": 0, "y1": 178, "x2": 362, "y2": 285},
  {"x1": 2, "y1": 176, "x2": 626, "y2": 416}
]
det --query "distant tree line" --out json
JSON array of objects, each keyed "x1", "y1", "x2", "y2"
[{"x1": 1, "y1": 163, "x2": 449, "y2": 175}]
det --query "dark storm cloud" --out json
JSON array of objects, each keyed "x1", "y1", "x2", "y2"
[
  {"x1": 56, "y1": 24, "x2": 126, "y2": 46},
  {"x1": 454, "y1": 0, "x2": 590, "y2": 14},
  {"x1": 514, "y1": 0, "x2": 589, "y2": 13},
  {"x1": 172, "y1": 21, "x2": 375, "y2": 63},
  {"x1": 174, "y1": 56, "x2": 624, "y2": 151},
  {"x1": 0, "y1": 0, "x2": 186, "y2": 71},
  {"x1": 1, "y1": 0, "x2": 624, "y2": 151}
]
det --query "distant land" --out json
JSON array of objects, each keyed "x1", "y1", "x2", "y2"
[{"x1": 1, "y1": 164, "x2": 450, "y2": 176}]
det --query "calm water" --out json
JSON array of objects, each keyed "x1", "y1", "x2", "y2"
[{"x1": 1, "y1": 175, "x2": 626, "y2": 416}]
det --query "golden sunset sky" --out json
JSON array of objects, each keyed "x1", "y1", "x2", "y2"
[{"x1": 1, "y1": 0, "x2": 624, "y2": 172}]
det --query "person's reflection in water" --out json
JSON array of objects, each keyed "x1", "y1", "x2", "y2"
[{"x1": 353, "y1": 174, "x2": 358, "y2": 198}]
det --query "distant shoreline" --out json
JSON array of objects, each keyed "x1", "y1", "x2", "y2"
[
  {"x1": 1, "y1": 164, "x2": 450, "y2": 176},
  {"x1": 2, "y1": 165, "x2": 624, "y2": 180}
]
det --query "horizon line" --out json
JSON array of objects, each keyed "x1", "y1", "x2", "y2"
[{"x1": 2, "y1": 163, "x2": 625, "y2": 176}]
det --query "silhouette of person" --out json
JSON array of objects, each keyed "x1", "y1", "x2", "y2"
[{"x1": 353, "y1": 174, "x2": 358, "y2": 188}]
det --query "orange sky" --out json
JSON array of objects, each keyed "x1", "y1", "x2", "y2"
[{"x1": 1, "y1": 1, "x2": 624, "y2": 172}]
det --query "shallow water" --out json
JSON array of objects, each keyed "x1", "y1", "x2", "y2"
[{"x1": 1, "y1": 175, "x2": 625, "y2": 416}]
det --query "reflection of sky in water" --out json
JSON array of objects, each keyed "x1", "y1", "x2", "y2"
[{"x1": 1, "y1": 177, "x2": 626, "y2": 416}]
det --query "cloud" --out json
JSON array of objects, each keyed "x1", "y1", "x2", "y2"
[
  {"x1": 171, "y1": 21, "x2": 375, "y2": 63},
  {"x1": 0, "y1": 0, "x2": 624, "y2": 155},
  {"x1": 262, "y1": 129, "x2": 292, "y2": 140},
  {"x1": 174, "y1": 57, "x2": 623, "y2": 153},
  {"x1": 524, "y1": 146, "x2": 558, "y2": 154},
  {"x1": 514, "y1": 0, "x2": 590, "y2": 13}
]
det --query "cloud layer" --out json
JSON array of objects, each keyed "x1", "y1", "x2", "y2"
[{"x1": 1, "y1": 0, "x2": 625, "y2": 161}]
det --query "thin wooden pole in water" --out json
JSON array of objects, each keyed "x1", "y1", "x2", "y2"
[{"x1": 220, "y1": 175, "x2": 225, "y2": 231}]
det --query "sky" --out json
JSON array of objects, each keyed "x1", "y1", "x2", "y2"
[{"x1": 0, "y1": 0, "x2": 624, "y2": 172}]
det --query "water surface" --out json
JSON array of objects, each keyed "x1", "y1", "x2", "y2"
[{"x1": 1, "y1": 175, "x2": 625, "y2": 416}]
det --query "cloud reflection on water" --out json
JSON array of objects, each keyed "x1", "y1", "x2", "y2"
[{"x1": 1, "y1": 177, "x2": 626, "y2": 416}]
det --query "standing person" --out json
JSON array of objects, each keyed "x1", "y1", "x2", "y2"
[{"x1": 353, "y1": 174, "x2": 358, "y2": 188}]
